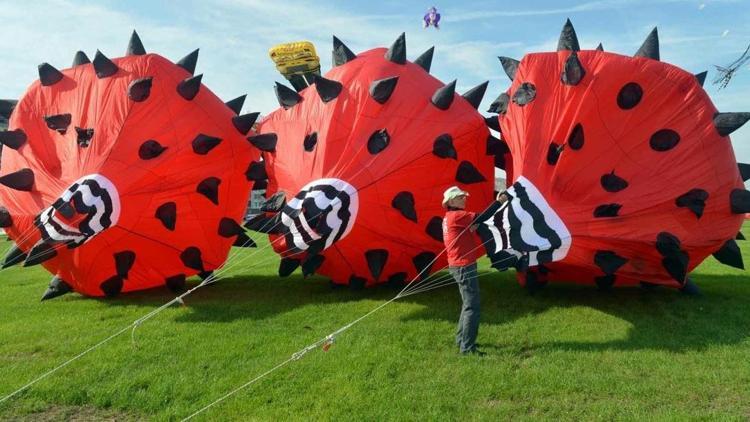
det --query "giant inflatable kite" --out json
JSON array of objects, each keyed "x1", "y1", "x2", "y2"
[
  {"x1": 248, "y1": 34, "x2": 496, "y2": 288},
  {"x1": 0, "y1": 32, "x2": 260, "y2": 298},
  {"x1": 478, "y1": 20, "x2": 750, "y2": 291}
]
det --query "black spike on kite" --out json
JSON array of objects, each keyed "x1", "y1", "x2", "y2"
[
  {"x1": 93, "y1": 50, "x2": 118, "y2": 78},
  {"x1": 23, "y1": 240, "x2": 57, "y2": 267},
  {"x1": 2, "y1": 243, "x2": 27, "y2": 269},
  {"x1": 301, "y1": 255, "x2": 324, "y2": 277},
  {"x1": 279, "y1": 257, "x2": 300, "y2": 277},
  {"x1": 712, "y1": 239, "x2": 745, "y2": 270},
  {"x1": 730, "y1": 189, "x2": 750, "y2": 214},
  {"x1": 314, "y1": 75, "x2": 343, "y2": 103},
  {"x1": 232, "y1": 112, "x2": 260, "y2": 135},
  {"x1": 369, "y1": 76, "x2": 399, "y2": 104},
  {"x1": 487, "y1": 92, "x2": 510, "y2": 114},
  {"x1": 695, "y1": 71, "x2": 707, "y2": 87},
  {"x1": 38, "y1": 63, "x2": 64, "y2": 86},
  {"x1": 225, "y1": 95, "x2": 246, "y2": 115},
  {"x1": 72, "y1": 51, "x2": 91, "y2": 66},
  {"x1": 414, "y1": 46, "x2": 434, "y2": 72},
  {"x1": 332, "y1": 35, "x2": 356, "y2": 67},
  {"x1": 261, "y1": 191, "x2": 287, "y2": 212},
  {"x1": 431, "y1": 80, "x2": 456, "y2": 110},
  {"x1": 218, "y1": 217, "x2": 245, "y2": 239},
  {"x1": 244, "y1": 213, "x2": 280, "y2": 234},
  {"x1": 177, "y1": 49, "x2": 199, "y2": 75},
  {"x1": 561, "y1": 52, "x2": 586, "y2": 86},
  {"x1": 0, "y1": 129, "x2": 27, "y2": 150},
  {"x1": 247, "y1": 133, "x2": 277, "y2": 152},
  {"x1": 499, "y1": 56, "x2": 520, "y2": 81},
  {"x1": 177, "y1": 74, "x2": 203, "y2": 101},
  {"x1": 557, "y1": 18, "x2": 580, "y2": 51},
  {"x1": 365, "y1": 249, "x2": 389, "y2": 282},
  {"x1": 385, "y1": 32, "x2": 407, "y2": 64},
  {"x1": 41, "y1": 276, "x2": 73, "y2": 301},
  {"x1": 0, "y1": 206, "x2": 11, "y2": 228},
  {"x1": 0, "y1": 99, "x2": 15, "y2": 121},
  {"x1": 484, "y1": 116, "x2": 501, "y2": 132},
  {"x1": 462, "y1": 81, "x2": 489, "y2": 109},
  {"x1": 274, "y1": 82, "x2": 303, "y2": 109},
  {"x1": 126, "y1": 30, "x2": 146, "y2": 56},
  {"x1": 739, "y1": 163, "x2": 750, "y2": 182},
  {"x1": 0, "y1": 168, "x2": 34, "y2": 191},
  {"x1": 713, "y1": 112, "x2": 750, "y2": 137},
  {"x1": 634, "y1": 27, "x2": 660, "y2": 61}
]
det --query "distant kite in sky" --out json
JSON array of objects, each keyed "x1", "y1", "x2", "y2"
[
  {"x1": 713, "y1": 43, "x2": 750, "y2": 89},
  {"x1": 423, "y1": 7, "x2": 440, "y2": 29}
]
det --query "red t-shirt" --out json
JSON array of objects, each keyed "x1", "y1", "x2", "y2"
[{"x1": 442, "y1": 210, "x2": 483, "y2": 267}]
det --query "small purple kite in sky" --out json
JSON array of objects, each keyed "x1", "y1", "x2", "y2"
[{"x1": 423, "y1": 6, "x2": 440, "y2": 29}]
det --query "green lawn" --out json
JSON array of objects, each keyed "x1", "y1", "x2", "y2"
[{"x1": 1, "y1": 224, "x2": 749, "y2": 421}]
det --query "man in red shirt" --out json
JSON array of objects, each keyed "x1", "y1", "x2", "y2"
[{"x1": 442, "y1": 186, "x2": 510, "y2": 355}]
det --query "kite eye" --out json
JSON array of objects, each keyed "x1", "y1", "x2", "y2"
[
  {"x1": 37, "y1": 174, "x2": 120, "y2": 249},
  {"x1": 276, "y1": 179, "x2": 359, "y2": 254}
]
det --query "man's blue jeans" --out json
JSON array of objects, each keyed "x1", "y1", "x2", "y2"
[{"x1": 451, "y1": 263, "x2": 480, "y2": 353}]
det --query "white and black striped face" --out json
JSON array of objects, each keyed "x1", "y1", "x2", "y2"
[
  {"x1": 477, "y1": 176, "x2": 571, "y2": 269},
  {"x1": 37, "y1": 174, "x2": 121, "y2": 247},
  {"x1": 279, "y1": 178, "x2": 359, "y2": 254}
]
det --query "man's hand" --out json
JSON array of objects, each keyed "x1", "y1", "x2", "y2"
[{"x1": 496, "y1": 191, "x2": 510, "y2": 203}]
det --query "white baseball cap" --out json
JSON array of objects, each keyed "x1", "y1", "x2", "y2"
[{"x1": 442, "y1": 186, "x2": 469, "y2": 207}]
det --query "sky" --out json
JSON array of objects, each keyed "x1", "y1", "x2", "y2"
[{"x1": 0, "y1": 0, "x2": 748, "y2": 170}]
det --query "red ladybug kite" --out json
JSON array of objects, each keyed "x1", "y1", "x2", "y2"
[
  {"x1": 247, "y1": 34, "x2": 496, "y2": 288},
  {"x1": 478, "y1": 20, "x2": 750, "y2": 292},
  {"x1": 0, "y1": 31, "x2": 260, "y2": 299}
]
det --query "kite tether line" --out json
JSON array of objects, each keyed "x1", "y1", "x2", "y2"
[
  {"x1": 181, "y1": 200, "x2": 514, "y2": 421},
  {"x1": 0, "y1": 143, "x2": 385, "y2": 405}
]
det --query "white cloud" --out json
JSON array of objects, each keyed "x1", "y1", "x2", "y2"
[
  {"x1": 0, "y1": 0, "x2": 516, "y2": 115},
  {"x1": 444, "y1": 0, "x2": 636, "y2": 21},
  {"x1": 445, "y1": 0, "x2": 745, "y2": 23}
]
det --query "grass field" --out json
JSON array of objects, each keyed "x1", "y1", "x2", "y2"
[{"x1": 1, "y1": 224, "x2": 749, "y2": 421}]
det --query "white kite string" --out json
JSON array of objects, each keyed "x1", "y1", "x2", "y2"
[
  {"x1": 182, "y1": 200, "x2": 515, "y2": 420},
  {"x1": 0, "y1": 232, "x2": 281, "y2": 405},
  {"x1": 0, "y1": 149, "x2": 385, "y2": 403},
  {"x1": 0, "y1": 213, "x2": 298, "y2": 405}
]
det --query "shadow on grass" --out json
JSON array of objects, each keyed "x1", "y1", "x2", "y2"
[
  {"x1": 63, "y1": 267, "x2": 750, "y2": 354},
  {"x1": 401, "y1": 272, "x2": 750, "y2": 353},
  {"x1": 65, "y1": 274, "x2": 400, "y2": 324}
]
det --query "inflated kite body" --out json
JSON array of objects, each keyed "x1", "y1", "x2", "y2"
[
  {"x1": 479, "y1": 21, "x2": 750, "y2": 290},
  {"x1": 0, "y1": 32, "x2": 260, "y2": 298},
  {"x1": 248, "y1": 34, "x2": 496, "y2": 288}
]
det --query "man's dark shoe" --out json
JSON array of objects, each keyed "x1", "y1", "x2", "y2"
[{"x1": 680, "y1": 277, "x2": 701, "y2": 296}]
